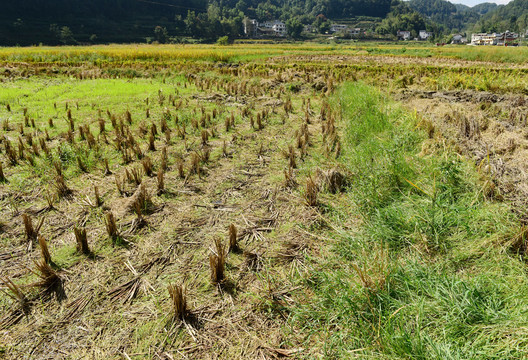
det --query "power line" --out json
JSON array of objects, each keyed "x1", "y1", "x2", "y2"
[{"x1": 136, "y1": 0, "x2": 205, "y2": 12}]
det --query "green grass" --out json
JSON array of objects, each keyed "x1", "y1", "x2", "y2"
[
  {"x1": 290, "y1": 82, "x2": 527, "y2": 359},
  {"x1": 0, "y1": 77, "x2": 187, "y2": 121},
  {"x1": 0, "y1": 75, "x2": 192, "y2": 190}
]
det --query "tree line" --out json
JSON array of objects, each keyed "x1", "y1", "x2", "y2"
[{"x1": 0, "y1": 0, "x2": 439, "y2": 45}]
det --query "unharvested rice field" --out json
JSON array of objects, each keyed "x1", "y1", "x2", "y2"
[{"x1": 2, "y1": 44, "x2": 528, "y2": 359}]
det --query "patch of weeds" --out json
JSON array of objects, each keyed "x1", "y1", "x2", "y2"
[
  {"x1": 290, "y1": 82, "x2": 526, "y2": 359},
  {"x1": 57, "y1": 143, "x2": 76, "y2": 167},
  {"x1": 287, "y1": 82, "x2": 302, "y2": 93},
  {"x1": 52, "y1": 245, "x2": 81, "y2": 268}
]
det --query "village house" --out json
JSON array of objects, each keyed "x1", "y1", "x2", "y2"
[
  {"x1": 397, "y1": 30, "x2": 411, "y2": 40},
  {"x1": 471, "y1": 31, "x2": 519, "y2": 46},
  {"x1": 451, "y1": 34, "x2": 467, "y2": 44},
  {"x1": 328, "y1": 24, "x2": 362, "y2": 37},
  {"x1": 244, "y1": 19, "x2": 287, "y2": 37},
  {"x1": 260, "y1": 20, "x2": 287, "y2": 37},
  {"x1": 497, "y1": 31, "x2": 519, "y2": 45},
  {"x1": 330, "y1": 24, "x2": 348, "y2": 33},
  {"x1": 471, "y1": 33, "x2": 497, "y2": 45},
  {"x1": 419, "y1": 30, "x2": 433, "y2": 40}
]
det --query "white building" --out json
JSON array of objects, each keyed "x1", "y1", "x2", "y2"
[
  {"x1": 419, "y1": 30, "x2": 433, "y2": 40},
  {"x1": 451, "y1": 34, "x2": 467, "y2": 44},
  {"x1": 470, "y1": 32, "x2": 519, "y2": 46},
  {"x1": 330, "y1": 24, "x2": 348, "y2": 33},
  {"x1": 471, "y1": 33, "x2": 496, "y2": 45},
  {"x1": 260, "y1": 20, "x2": 286, "y2": 36},
  {"x1": 397, "y1": 30, "x2": 411, "y2": 40},
  {"x1": 348, "y1": 28, "x2": 361, "y2": 36}
]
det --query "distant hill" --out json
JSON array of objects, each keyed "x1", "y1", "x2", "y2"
[
  {"x1": 452, "y1": 2, "x2": 497, "y2": 14},
  {"x1": 471, "y1": 2, "x2": 498, "y2": 15},
  {"x1": 453, "y1": 3, "x2": 471, "y2": 12},
  {"x1": 408, "y1": 0, "x2": 457, "y2": 19},
  {"x1": 472, "y1": 0, "x2": 528, "y2": 33},
  {"x1": 408, "y1": 0, "x2": 499, "y2": 32},
  {"x1": 408, "y1": 0, "x2": 470, "y2": 32}
]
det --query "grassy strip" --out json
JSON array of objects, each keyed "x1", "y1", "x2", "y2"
[{"x1": 291, "y1": 82, "x2": 528, "y2": 359}]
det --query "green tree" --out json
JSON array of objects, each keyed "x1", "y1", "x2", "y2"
[
  {"x1": 60, "y1": 26, "x2": 76, "y2": 45},
  {"x1": 313, "y1": 15, "x2": 332, "y2": 34},
  {"x1": 235, "y1": 0, "x2": 247, "y2": 12},
  {"x1": 286, "y1": 18, "x2": 303, "y2": 39},
  {"x1": 154, "y1": 26, "x2": 169, "y2": 43},
  {"x1": 216, "y1": 35, "x2": 229, "y2": 45},
  {"x1": 49, "y1": 23, "x2": 60, "y2": 38}
]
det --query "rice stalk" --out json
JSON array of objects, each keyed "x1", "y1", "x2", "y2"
[
  {"x1": 38, "y1": 236, "x2": 52, "y2": 264},
  {"x1": 142, "y1": 156, "x2": 154, "y2": 177},
  {"x1": 157, "y1": 169, "x2": 165, "y2": 195},
  {"x1": 54, "y1": 175, "x2": 72, "y2": 198},
  {"x1": 30, "y1": 260, "x2": 65, "y2": 301},
  {"x1": 94, "y1": 185, "x2": 102, "y2": 207},
  {"x1": 229, "y1": 224, "x2": 239, "y2": 253},
  {"x1": 0, "y1": 162, "x2": 6, "y2": 183},
  {"x1": 168, "y1": 283, "x2": 188, "y2": 320},
  {"x1": 22, "y1": 214, "x2": 44, "y2": 245},
  {"x1": 74, "y1": 227, "x2": 90, "y2": 255},
  {"x1": 304, "y1": 175, "x2": 318, "y2": 207},
  {"x1": 178, "y1": 160, "x2": 185, "y2": 178},
  {"x1": 0, "y1": 277, "x2": 30, "y2": 329},
  {"x1": 209, "y1": 238, "x2": 226, "y2": 285},
  {"x1": 105, "y1": 212, "x2": 119, "y2": 242},
  {"x1": 161, "y1": 147, "x2": 168, "y2": 171}
]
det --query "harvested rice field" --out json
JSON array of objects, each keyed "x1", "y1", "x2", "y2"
[{"x1": 2, "y1": 44, "x2": 528, "y2": 359}]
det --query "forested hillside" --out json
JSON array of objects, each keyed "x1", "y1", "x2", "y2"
[
  {"x1": 408, "y1": 0, "x2": 497, "y2": 33},
  {"x1": 0, "y1": 0, "x2": 416, "y2": 45},
  {"x1": 471, "y1": 2, "x2": 498, "y2": 15},
  {"x1": 472, "y1": 0, "x2": 528, "y2": 33},
  {"x1": 0, "y1": 0, "x2": 202, "y2": 45},
  {"x1": 2, "y1": 0, "x2": 518, "y2": 45}
]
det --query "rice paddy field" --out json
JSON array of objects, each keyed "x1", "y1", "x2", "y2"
[{"x1": 2, "y1": 43, "x2": 528, "y2": 359}]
